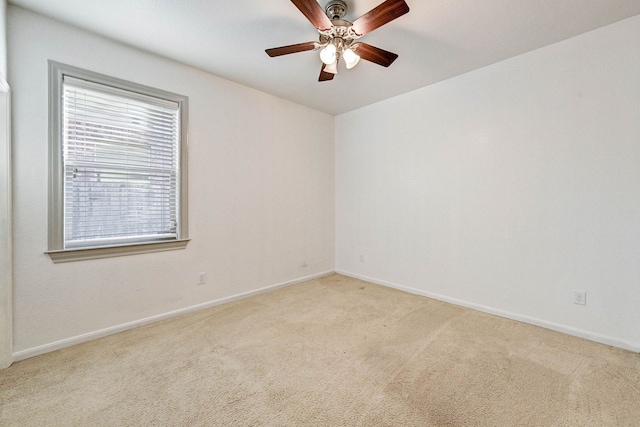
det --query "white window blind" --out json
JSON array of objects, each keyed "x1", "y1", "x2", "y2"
[{"x1": 62, "y1": 76, "x2": 181, "y2": 249}]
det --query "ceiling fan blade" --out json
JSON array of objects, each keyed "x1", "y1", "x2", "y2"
[
  {"x1": 319, "y1": 64, "x2": 335, "y2": 82},
  {"x1": 265, "y1": 42, "x2": 317, "y2": 57},
  {"x1": 351, "y1": 0, "x2": 410, "y2": 36},
  {"x1": 356, "y1": 43, "x2": 399, "y2": 67},
  {"x1": 291, "y1": 0, "x2": 333, "y2": 31}
]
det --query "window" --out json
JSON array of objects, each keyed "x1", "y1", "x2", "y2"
[{"x1": 47, "y1": 61, "x2": 189, "y2": 262}]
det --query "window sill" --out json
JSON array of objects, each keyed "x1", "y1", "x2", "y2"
[{"x1": 46, "y1": 239, "x2": 190, "y2": 263}]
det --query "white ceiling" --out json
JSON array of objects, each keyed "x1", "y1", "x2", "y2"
[{"x1": 9, "y1": 0, "x2": 640, "y2": 115}]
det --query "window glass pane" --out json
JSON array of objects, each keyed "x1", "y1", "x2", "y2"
[{"x1": 62, "y1": 77, "x2": 180, "y2": 249}]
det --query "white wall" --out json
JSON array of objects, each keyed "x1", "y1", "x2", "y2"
[
  {"x1": 8, "y1": 6, "x2": 334, "y2": 357},
  {"x1": 336, "y1": 15, "x2": 640, "y2": 351},
  {"x1": 0, "y1": 0, "x2": 6, "y2": 79}
]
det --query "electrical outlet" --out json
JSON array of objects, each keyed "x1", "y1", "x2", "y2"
[
  {"x1": 359, "y1": 254, "x2": 364, "y2": 262},
  {"x1": 197, "y1": 272, "x2": 206, "y2": 285},
  {"x1": 573, "y1": 290, "x2": 586, "y2": 306}
]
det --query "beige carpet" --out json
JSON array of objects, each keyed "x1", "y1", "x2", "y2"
[{"x1": 1, "y1": 274, "x2": 639, "y2": 426}]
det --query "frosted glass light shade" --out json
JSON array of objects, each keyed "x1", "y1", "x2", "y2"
[
  {"x1": 343, "y1": 48, "x2": 360, "y2": 69},
  {"x1": 324, "y1": 60, "x2": 338, "y2": 74},
  {"x1": 320, "y1": 44, "x2": 337, "y2": 65}
]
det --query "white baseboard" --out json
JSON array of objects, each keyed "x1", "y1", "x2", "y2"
[
  {"x1": 14, "y1": 268, "x2": 638, "y2": 362},
  {"x1": 12, "y1": 270, "x2": 334, "y2": 362},
  {"x1": 336, "y1": 269, "x2": 640, "y2": 354}
]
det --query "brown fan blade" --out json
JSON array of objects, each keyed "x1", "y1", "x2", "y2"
[
  {"x1": 356, "y1": 43, "x2": 399, "y2": 67},
  {"x1": 319, "y1": 64, "x2": 335, "y2": 82},
  {"x1": 351, "y1": 0, "x2": 410, "y2": 36},
  {"x1": 291, "y1": 0, "x2": 333, "y2": 31},
  {"x1": 265, "y1": 42, "x2": 317, "y2": 57}
]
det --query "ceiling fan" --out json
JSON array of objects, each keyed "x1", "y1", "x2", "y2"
[{"x1": 266, "y1": 0, "x2": 410, "y2": 81}]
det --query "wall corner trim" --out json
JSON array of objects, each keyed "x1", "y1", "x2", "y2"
[{"x1": 0, "y1": 79, "x2": 13, "y2": 370}]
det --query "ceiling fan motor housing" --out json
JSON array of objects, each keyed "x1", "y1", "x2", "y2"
[{"x1": 325, "y1": 0, "x2": 348, "y2": 20}]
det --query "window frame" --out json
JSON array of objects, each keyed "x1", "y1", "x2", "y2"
[{"x1": 47, "y1": 61, "x2": 189, "y2": 263}]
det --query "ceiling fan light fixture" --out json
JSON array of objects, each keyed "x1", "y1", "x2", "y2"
[
  {"x1": 324, "y1": 60, "x2": 338, "y2": 74},
  {"x1": 266, "y1": 0, "x2": 410, "y2": 81},
  {"x1": 343, "y1": 47, "x2": 360, "y2": 69},
  {"x1": 320, "y1": 43, "x2": 337, "y2": 65}
]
